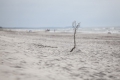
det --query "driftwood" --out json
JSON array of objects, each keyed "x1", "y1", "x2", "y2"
[
  {"x1": 45, "y1": 29, "x2": 50, "y2": 32},
  {"x1": 70, "y1": 21, "x2": 80, "y2": 52}
]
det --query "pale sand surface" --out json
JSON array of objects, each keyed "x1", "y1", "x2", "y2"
[{"x1": 0, "y1": 30, "x2": 120, "y2": 80}]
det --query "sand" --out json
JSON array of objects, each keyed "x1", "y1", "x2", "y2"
[{"x1": 0, "y1": 30, "x2": 120, "y2": 80}]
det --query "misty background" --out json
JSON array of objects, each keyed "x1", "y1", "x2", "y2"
[{"x1": 0, "y1": 0, "x2": 120, "y2": 28}]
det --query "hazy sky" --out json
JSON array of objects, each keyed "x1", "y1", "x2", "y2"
[{"x1": 0, "y1": 0, "x2": 120, "y2": 28}]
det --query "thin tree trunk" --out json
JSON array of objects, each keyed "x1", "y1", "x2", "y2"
[{"x1": 70, "y1": 29, "x2": 76, "y2": 52}]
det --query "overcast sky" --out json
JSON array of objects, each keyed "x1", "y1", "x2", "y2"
[{"x1": 0, "y1": 0, "x2": 120, "y2": 28}]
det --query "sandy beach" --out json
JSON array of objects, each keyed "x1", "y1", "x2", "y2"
[{"x1": 0, "y1": 30, "x2": 120, "y2": 80}]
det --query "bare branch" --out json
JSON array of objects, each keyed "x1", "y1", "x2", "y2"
[
  {"x1": 72, "y1": 21, "x2": 76, "y2": 28},
  {"x1": 70, "y1": 21, "x2": 81, "y2": 52},
  {"x1": 76, "y1": 22, "x2": 81, "y2": 29}
]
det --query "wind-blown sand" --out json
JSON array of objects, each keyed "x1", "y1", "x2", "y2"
[{"x1": 0, "y1": 30, "x2": 120, "y2": 80}]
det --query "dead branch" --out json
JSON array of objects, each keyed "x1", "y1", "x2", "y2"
[{"x1": 70, "y1": 21, "x2": 80, "y2": 52}]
